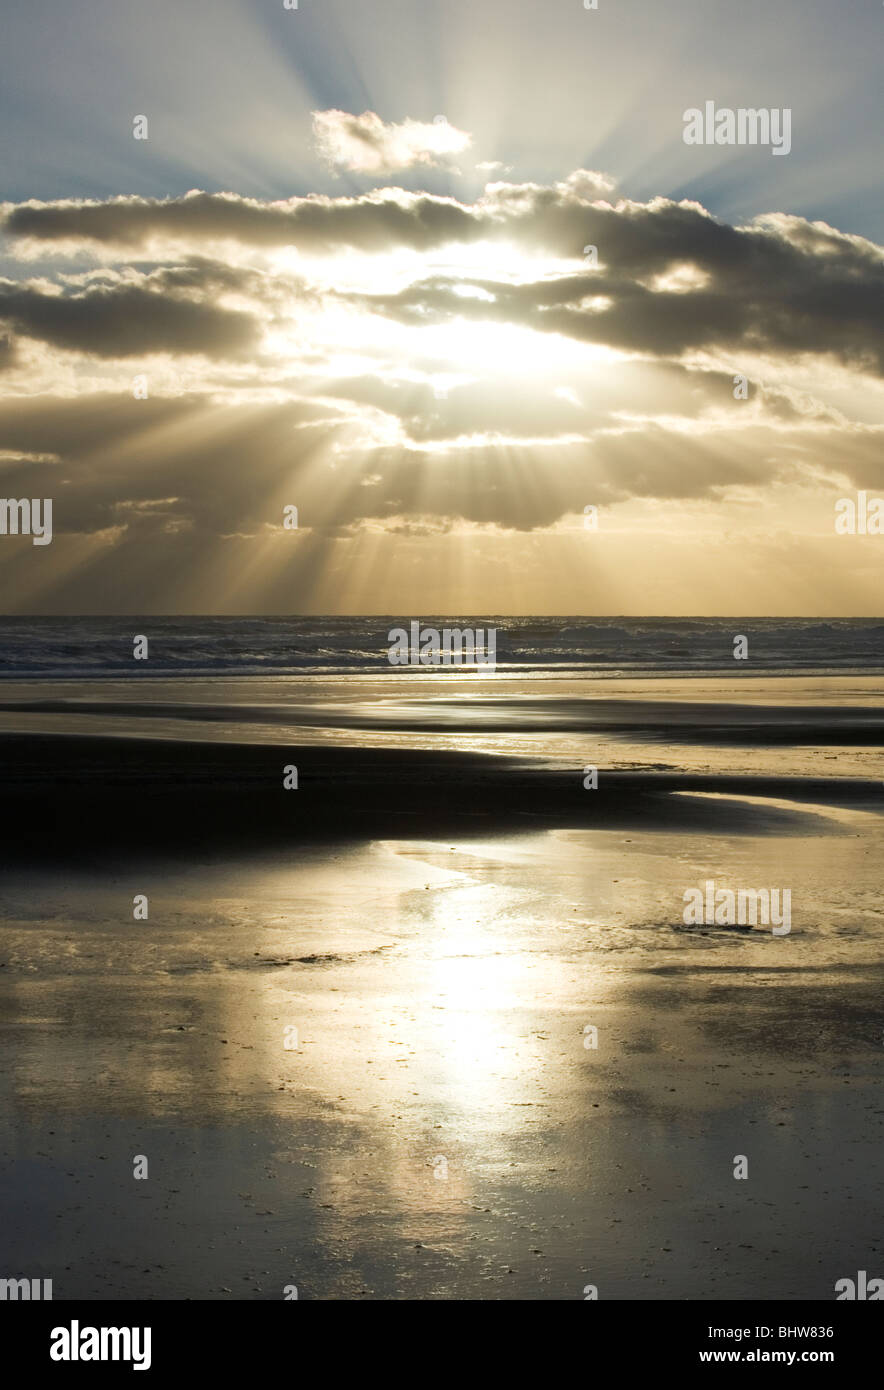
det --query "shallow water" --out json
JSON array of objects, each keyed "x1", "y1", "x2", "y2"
[
  {"x1": 2, "y1": 804, "x2": 882, "y2": 1299},
  {"x1": 1, "y1": 674, "x2": 884, "y2": 780}
]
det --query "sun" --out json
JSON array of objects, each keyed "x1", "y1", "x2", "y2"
[{"x1": 419, "y1": 317, "x2": 619, "y2": 384}]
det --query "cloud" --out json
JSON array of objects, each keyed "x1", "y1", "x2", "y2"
[
  {"x1": 312, "y1": 109, "x2": 472, "y2": 175},
  {"x1": 335, "y1": 198, "x2": 884, "y2": 376},
  {"x1": 0, "y1": 385, "x2": 880, "y2": 547},
  {"x1": 3, "y1": 176, "x2": 882, "y2": 382},
  {"x1": 0, "y1": 272, "x2": 259, "y2": 359},
  {"x1": 321, "y1": 361, "x2": 830, "y2": 447},
  {"x1": 0, "y1": 392, "x2": 350, "y2": 537},
  {"x1": 1, "y1": 189, "x2": 484, "y2": 256},
  {"x1": 1, "y1": 160, "x2": 884, "y2": 616},
  {"x1": 0, "y1": 169, "x2": 613, "y2": 260},
  {"x1": 0, "y1": 334, "x2": 17, "y2": 371}
]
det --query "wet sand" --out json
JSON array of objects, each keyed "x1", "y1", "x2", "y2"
[
  {"x1": 1, "y1": 706, "x2": 884, "y2": 1299},
  {"x1": 2, "y1": 731, "x2": 884, "y2": 858}
]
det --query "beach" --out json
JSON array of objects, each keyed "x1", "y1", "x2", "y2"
[
  {"x1": 4, "y1": 0, "x2": 884, "y2": 1326},
  {"x1": 1, "y1": 661, "x2": 883, "y2": 1299}
]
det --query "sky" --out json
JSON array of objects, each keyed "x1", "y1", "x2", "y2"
[{"x1": 1, "y1": 0, "x2": 883, "y2": 614}]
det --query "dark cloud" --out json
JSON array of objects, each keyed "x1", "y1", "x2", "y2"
[
  {"x1": 321, "y1": 361, "x2": 785, "y2": 444},
  {"x1": 0, "y1": 276, "x2": 259, "y2": 359},
  {"x1": 340, "y1": 428, "x2": 812, "y2": 529},
  {"x1": 0, "y1": 176, "x2": 882, "y2": 573},
  {"x1": 1, "y1": 389, "x2": 876, "y2": 544},
  {"x1": 5, "y1": 182, "x2": 883, "y2": 374},
  {"x1": 0, "y1": 393, "x2": 348, "y2": 536},
  {"x1": 2, "y1": 190, "x2": 484, "y2": 254},
  {"x1": 345, "y1": 239, "x2": 884, "y2": 376}
]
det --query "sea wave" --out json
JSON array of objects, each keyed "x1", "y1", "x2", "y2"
[{"x1": 1, "y1": 616, "x2": 884, "y2": 678}]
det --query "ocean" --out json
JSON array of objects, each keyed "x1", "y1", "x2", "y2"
[{"x1": 1, "y1": 615, "x2": 884, "y2": 678}]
